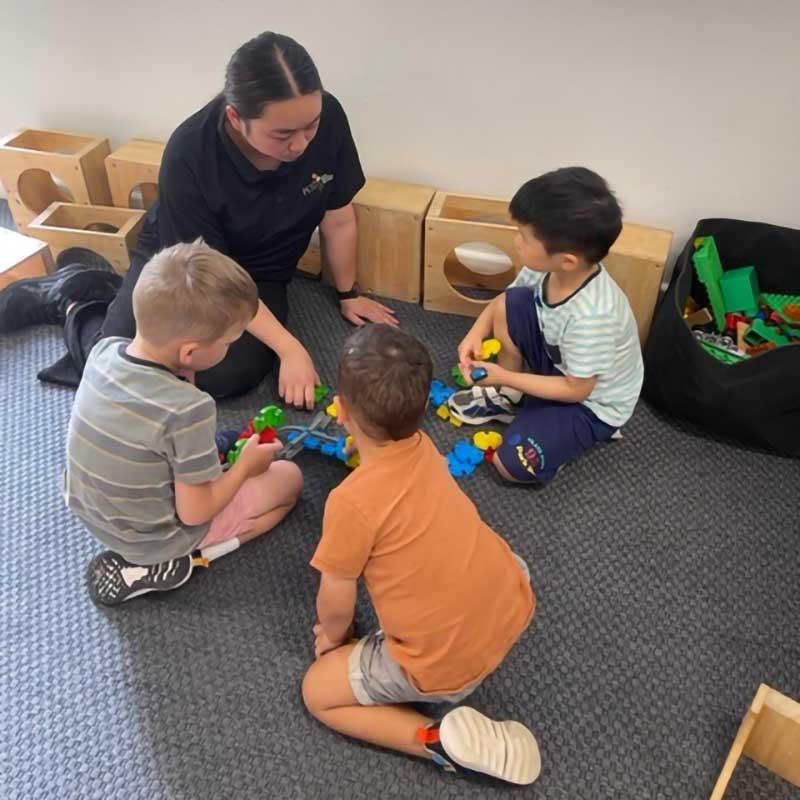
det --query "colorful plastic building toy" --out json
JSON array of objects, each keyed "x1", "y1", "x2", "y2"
[
  {"x1": 314, "y1": 384, "x2": 330, "y2": 404},
  {"x1": 473, "y1": 431, "x2": 504, "y2": 450},
  {"x1": 277, "y1": 413, "x2": 359, "y2": 468},
  {"x1": 480, "y1": 338, "x2": 502, "y2": 360},
  {"x1": 692, "y1": 236, "x2": 727, "y2": 331},
  {"x1": 326, "y1": 402, "x2": 339, "y2": 418},
  {"x1": 761, "y1": 293, "x2": 800, "y2": 323},
  {"x1": 453, "y1": 441, "x2": 485, "y2": 466},
  {"x1": 452, "y1": 365, "x2": 469, "y2": 388},
  {"x1": 429, "y1": 380, "x2": 456, "y2": 406},
  {"x1": 745, "y1": 319, "x2": 790, "y2": 347},
  {"x1": 720, "y1": 266, "x2": 760, "y2": 315},
  {"x1": 436, "y1": 404, "x2": 451, "y2": 420},
  {"x1": 447, "y1": 453, "x2": 476, "y2": 478},
  {"x1": 254, "y1": 405, "x2": 285, "y2": 432}
]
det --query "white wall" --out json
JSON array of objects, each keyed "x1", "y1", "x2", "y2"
[{"x1": 2, "y1": 0, "x2": 799, "y2": 258}]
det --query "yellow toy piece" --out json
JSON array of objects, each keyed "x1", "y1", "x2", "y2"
[
  {"x1": 436, "y1": 404, "x2": 451, "y2": 420},
  {"x1": 326, "y1": 402, "x2": 339, "y2": 418},
  {"x1": 345, "y1": 453, "x2": 361, "y2": 469},
  {"x1": 449, "y1": 415, "x2": 463, "y2": 428},
  {"x1": 481, "y1": 338, "x2": 502, "y2": 360},
  {"x1": 345, "y1": 434, "x2": 355, "y2": 448},
  {"x1": 473, "y1": 431, "x2": 503, "y2": 450}
]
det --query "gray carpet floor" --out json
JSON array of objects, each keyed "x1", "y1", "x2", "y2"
[{"x1": 1, "y1": 263, "x2": 799, "y2": 798}]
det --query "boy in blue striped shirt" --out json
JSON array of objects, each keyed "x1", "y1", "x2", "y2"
[{"x1": 448, "y1": 167, "x2": 643, "y2": 484}]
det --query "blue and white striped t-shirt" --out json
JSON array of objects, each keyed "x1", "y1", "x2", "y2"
[{"x1": 509, "y1": 265, "x2": 643, "y2": 427}]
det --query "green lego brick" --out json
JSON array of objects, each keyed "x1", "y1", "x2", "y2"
[
  {"x1": 720, "y1": 266, "x2": 760, "y2": 315},
  {"x1": 744, "y1": 318, "x2": 790, "y2": 346},
  {"x1": 698, "y1": 340, "x2": 748, "y2": 364},
  {"x1": 692, "y1": 236, "x2": 726, "y2": 331},
  {"x1": 761, "y1": 293, "x2": 800, "y2": 323}
]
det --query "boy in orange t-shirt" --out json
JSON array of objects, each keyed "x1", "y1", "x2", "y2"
[{"x1": 302, "y1": 325, "x2": 541, "y2": 785}]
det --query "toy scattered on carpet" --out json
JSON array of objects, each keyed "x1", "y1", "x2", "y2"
[
  {"x1": 445, "y1": 431, "x2": 504, "y2": 478},
  {"x1": 689, "y1": 236, "x2": 800, "y2": 363}
]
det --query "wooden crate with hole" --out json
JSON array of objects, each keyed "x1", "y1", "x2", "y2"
[
  {"x1": 0, "y1": 128, "x2": 112, "y2": 234},
  {"x1": 27, "y1": 203, "x2": 145, "y2": 274},
  {"x1": 711, "y1": 684, "x2": 800, "y2": 798},
  {"x1": 424, "y1": 190, "x2": 673, "y2": 343},
  {"x1": 105, "y1": 138, "x2": 165, "y2": 210},
  {"x1": 296, "y1": 178, "x2": 436, "y2": 302},
  {"x1": 0, "y1": 227, "x2": 54, "y2": 290}
]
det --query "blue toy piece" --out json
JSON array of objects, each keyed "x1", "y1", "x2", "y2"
[
  {"x1": 470, "y1": 366, "x2": 488, "y2": 382},
  {"x1": 429, "y1": 379, "x2": 456, "y2": 406},
  {"x1": 304, "y1": 435, "x2": 321, "y2": 451},
  {"x1": 447, "y1": 452, "x2": 477, "y2": 478},
  {"x1": 453, "y1": 441, "x2": 485, "y2": 466},
  {"x1": 286, "y1": 431, "x2": 301, "y2": 443},
  {"x1": 320, "y1": 442, "x2": 338, "y2": 457}
]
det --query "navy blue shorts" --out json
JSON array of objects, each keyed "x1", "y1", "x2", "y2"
[{"x1": 496, "y1": 287, "x2": 617, "y2": 484}]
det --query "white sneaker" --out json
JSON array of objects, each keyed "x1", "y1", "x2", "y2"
[{"x1": 447, "y1": 385, "x2": 522, "y2": 425}]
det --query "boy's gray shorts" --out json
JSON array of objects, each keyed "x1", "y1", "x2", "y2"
[{"x1": 347, "y1": 553, "x2": 530, "y2": 706}]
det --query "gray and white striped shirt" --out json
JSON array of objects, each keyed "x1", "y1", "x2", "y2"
[
  {"x1": 66, "y1": 337, "x2": 222, "y2": 564},
  {"x1": 510, "y1": 265, "x2": 643, "y2": 427}
]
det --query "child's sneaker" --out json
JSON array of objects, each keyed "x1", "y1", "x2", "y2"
[
  {"x1": 419, "y1": 706, "x2": 541, "y2": 785},
  {"x1": 86, "y1": 551, "x2": 194, "y2": 606},
  {"x1": 447, "y1": 385, "x2": 522, "y2": 425}
]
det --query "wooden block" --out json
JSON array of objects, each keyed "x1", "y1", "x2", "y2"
[
  {"x1": 423, "y1": 190, "x2": 673, "y2": 344},
  {"x1": 711, "y1": 684, "x2": 800, "y2": 798},
  {"x1": 685, "y1": 308, "x2": 714, "y2": 328},
  {"x1": 0, "y1": 128, "x2": 112, "y2": 233},
  {"x1": 27, "y1": 202, "x2": 145, "y2": 274},
  {"x1": 352, "y1": 178, "x2": 435, "y2": 303},
  {"x1": 424, "y1": 191, "x2": 520, "y2": 316},
  {"x1": 0, "y1": 227, "x2": 54, "y2": 290},
  {"x1": 603, "y1": 222, "x2": 673, "y2": 344},
  {"x1": 105, "y1": 138, "x2": 165, "y2": 209}
]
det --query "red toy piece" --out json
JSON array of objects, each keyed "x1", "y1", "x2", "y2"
[
  {"x1": 238, "y1": 420, "x2": 256, "y2": 440},
  {"x1": 725, "y1": 312, "x2": 750, "y2": 330},
  {"x1": 485, "y1": 447, "x2": 496, "y2": 463},
  {"x1": 259, "y1": 427, "x2": 278, "y2": 444}
]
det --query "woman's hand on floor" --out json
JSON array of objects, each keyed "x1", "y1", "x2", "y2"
[
  {"x1": 279, "y1": 344, "x2": 320, "y2": 410},
  {"x1": 340, "y1": 296, "x2": 398, "y2": 327}
]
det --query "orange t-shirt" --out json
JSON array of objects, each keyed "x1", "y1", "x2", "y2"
[{"x1": 311, "y1": 431, "x2": 535, "y2": 694}]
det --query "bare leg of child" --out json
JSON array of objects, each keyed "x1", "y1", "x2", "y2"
[
  {"x1": 491, "y1": 294, "x2": 525, "y2": 373},
  {"x1": 200, "y1": 460, "x2": 304, "y2": 549},
  {"x1": 302, "y1": 643, "x2": 433, "y2": 758}
]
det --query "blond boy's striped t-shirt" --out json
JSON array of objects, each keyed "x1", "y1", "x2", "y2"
[{"x1": 65, "y1": 337, "x2": 221, "y2": 565}]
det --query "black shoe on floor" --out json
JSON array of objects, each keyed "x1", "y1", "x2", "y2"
[
  {"x1": 0, "y1": 264, "x2": 120, "y2": 334},
  {"x1": 86, "y1": 551, "x2": 194, "y2": 607}
]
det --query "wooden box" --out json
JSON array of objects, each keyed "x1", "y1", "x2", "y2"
[
  {"x1": 423, "y1": 190, "x2": 673, "y2": 343},
  {"x1": 0, "y1": 128, "x2": 112, "y2": 233},
  {"x1": 353, "y1": 178, "x2": 435, "y2": 303},
  {"x1": 711, "y1": 684, "x2": 800, "y2": 798},
  {"x1": 0, "y1": 227, "x2": 54, "y2": 290},
  {"x1": 105, "y1": 138, "x2": 165, "y2": 209},
  {"x1": 27, "y1": 203, "x2": 145, "y2": 274},
  {"x1": 423, "y1": 191, "x2": 520, "y2": 316},
  {"x1": 296, "y1": 178, "x2": 436, "y2": 303}
]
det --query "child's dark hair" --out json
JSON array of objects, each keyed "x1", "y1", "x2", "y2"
[
  {"x1": 337, "y1": 325, "x2": 433, "y2": 441},
  {"x1": 224, "y1": 32, "x2": 322, "y2": 120},
  {"x1": 509, "y1": 167, "x2": 622, "y2": 264}
]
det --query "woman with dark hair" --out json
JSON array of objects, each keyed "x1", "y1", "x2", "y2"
[{"x1": 0, "y1": 32, "x2": 396, "y2": 406}]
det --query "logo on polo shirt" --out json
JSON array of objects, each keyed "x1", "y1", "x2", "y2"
[{"x1": 302, "y1": 172, "x2": 334, "y2": 197}]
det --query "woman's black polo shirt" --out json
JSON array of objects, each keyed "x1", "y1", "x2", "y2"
[{"x1": 134, "y1": 91, "x2": 365, "y2": 283}]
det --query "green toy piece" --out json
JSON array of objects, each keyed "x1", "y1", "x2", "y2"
[
  {"x1": 253, "y1": 404, "x2": 286, "y2": 433},
  {"x1": 692, "y1": 237, "x2": 726, "y2": 332},
  {"x1": 744, "y1": 318, "x2": 790, "y2": 347},
  {"x1": 314, "y1": 384, "x2": 330, "y2": 404},
  {"x1": 720, "y1": 266, "x2": 760, "y2": 315},
  {"x1": 761, "y1": 293, "x2": 800, "y2": 323},
  {"x1": 226, "y1": 438, "x2": 247, "y2": 465},
  {"x1": 698, "y1": 340, "x2": 748, "y2": 364},
  {"x1": 451, "y1": 365, "x2": 469, "y2": 388}
]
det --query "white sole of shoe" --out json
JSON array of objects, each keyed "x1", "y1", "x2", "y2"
[
  {"x1": 439, "y1": 706, "x2": 541, "y2": 785},
  {"x1": 447, "y1": 405, "x2": 515, "y2": 426}
]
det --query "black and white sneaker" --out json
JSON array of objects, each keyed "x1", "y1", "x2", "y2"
[
  {"x1": 86, "y1": 551, "x2": 194, "y2": 607},
  {"x1": 420, "y1": 706, "x2": 541, "y2": 785},
  {"x1": 447, "y1": 385, "x2": 523, "y2": 425}
]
